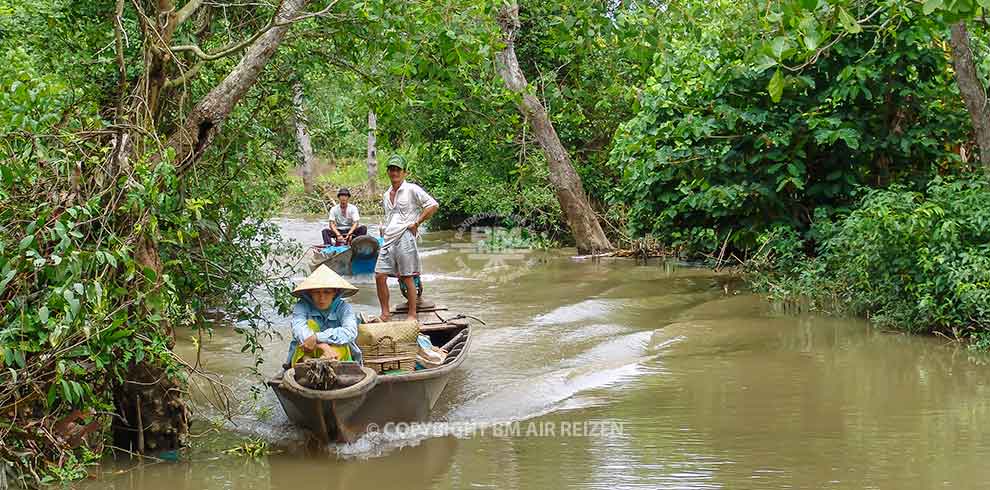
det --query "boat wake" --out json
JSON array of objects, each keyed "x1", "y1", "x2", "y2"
[
  {"x1": 530, "y1": 299, "x2": 619, "y2": 326},
  {"x1": 448, "y1": 330, "x2": 653, "y2": 422},
  {"x1": 330, "y1": 328, "x2": 656, "y2": 458}
]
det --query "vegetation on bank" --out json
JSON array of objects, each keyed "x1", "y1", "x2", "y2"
[
  {"x1": 0, "y1": 0, "x2": 344, "y2": 484},
  {"x1": 283, "y1": 158, "x2": 389, "y2": 215},
  {"x1": 749, "y1": 179, "x2": 990, "y2": 343}
]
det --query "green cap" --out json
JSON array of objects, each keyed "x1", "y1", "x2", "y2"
[{"x1": 386, "y1": 154, "x2": 407, "y2": 170}]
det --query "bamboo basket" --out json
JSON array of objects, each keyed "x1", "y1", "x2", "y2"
[{"x1": 361, "y1": 336, "x2": 417, "y2": 373}]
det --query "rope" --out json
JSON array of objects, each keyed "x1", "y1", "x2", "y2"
[{"x1": 430, "y1": 312, "x2": 487, "y2": 326}]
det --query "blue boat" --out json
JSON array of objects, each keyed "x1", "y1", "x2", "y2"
[{"x1": 310, "y1": 234, "x2": 382, "y2": 276}]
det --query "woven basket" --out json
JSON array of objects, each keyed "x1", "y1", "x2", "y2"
[
  {"x1": 364, "y1": 355, "x2": 417, "y2": 374},
  {"x1": 357, "y1": 320, "x2": 419, "y2": 345},
  {"x1": 361, "y1": 336, "x2": 417, "y2": 374}
]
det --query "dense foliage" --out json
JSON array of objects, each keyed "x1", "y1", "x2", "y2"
[
  {"x1": 751, "y1": 178, "x2": 990, "y2": 340},
  {"x1": 601, "y1": 1, "x2": 990, "y2": 343},
  {"x1": 608, "y1": 6, "x2": 974, "y2": 253},
  {"x1": 386, "y1": 1, "x2": 659, "y2": 235},
  {"x1": 0, "y1": 0, "x2": 304, "y2": 484}
]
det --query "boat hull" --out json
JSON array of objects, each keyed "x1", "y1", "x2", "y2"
[
  {"x1": 310, "y1": 235, "x2": 381, "y2": 276},
  {"x1": 269, "y1": 325, "x2": 470, "y2": 443}
]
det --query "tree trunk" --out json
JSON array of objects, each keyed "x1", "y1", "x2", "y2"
[
  {"x1": 113, "y1": 233, "x2": 186, "y2": 454},
  {"x1": 112, "y1": 363, "x2": 189, "y2": 455},
  {"x1": 164, "y1": 0, "x2": 311, "y2": 173},
  {"x1": 494, "y1": 4, "x2": 612, "y2": 254},
  {"x1": 949, "y1": 21, "x2": 990, "y2": 173},
  {"x1": 114, "y1": 0, "x2": 308, "y2": 455},
  {"x1": 293, "y1": 81, "x2": 316, "y2": 194},
  {"x1": 367, "y1": 110, "x2": 378, "y2": 195}
]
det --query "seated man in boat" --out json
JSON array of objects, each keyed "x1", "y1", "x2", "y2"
[
  {"x1": 322, "y1": 187, "x2": 367, "y2": 246},
  {"x1": 286, "y1": 264, "x2": 363, "y2": 367},
  {"x1": 374, "y1": 154, "x2": 439, "y2": 322}
]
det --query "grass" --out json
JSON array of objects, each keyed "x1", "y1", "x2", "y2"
[
  {"x1": 321, "y1": 157, "x2": 390, "y2": 188},
  {"x1": 283, "y1": 157, "x2": 389, "y2": 214}
]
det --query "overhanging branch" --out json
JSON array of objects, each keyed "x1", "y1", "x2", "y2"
[
  {"x1": 171, "y1": 0, "x2": 340, "y2": 61},
  {"x1": 174, "y1": 0, "x2": 203, "y2": 27}
]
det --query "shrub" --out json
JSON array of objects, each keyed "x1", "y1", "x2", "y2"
[
  {"x1": 755, "y1": 178, "x2": 990, "y2": 338},
  {"x1": 608, "y1": 12, "x2": 973, "y2": 255}
]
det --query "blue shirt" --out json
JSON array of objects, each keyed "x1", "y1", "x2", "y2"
[{"x1": 286, "y1": 295, "x2": 363, "y2": 365}]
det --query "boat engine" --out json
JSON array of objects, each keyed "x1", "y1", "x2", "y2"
[{"x1": 398, "y1": 275, "x2": 424, "y2": 300}]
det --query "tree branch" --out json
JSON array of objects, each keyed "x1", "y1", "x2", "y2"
[
  {"x1": 325, "y1": 56, "x2": 375, "y2": 83},
  {"x1": 163, "y1": 0, "x2": 315, "y2": 174},
  {"x1": 163, "y1": 61, "x2": 204, "y2": 89},
  {"x1": 113, "y1": 0, "x2": 127, "y2": 119},
  {"x1": 171, "y1": 0, "x2": 340, "y2": 61},
  {"x1": 174, "y1": 0, "x2": 202, "y2": 27}
]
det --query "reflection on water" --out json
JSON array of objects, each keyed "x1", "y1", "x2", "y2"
[{"x1": 84, "y1": 216, "x2": 990, "y2": 490}]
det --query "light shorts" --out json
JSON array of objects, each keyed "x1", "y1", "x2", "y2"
[{"x1": 375, "y1": 230, "x2": 421, "y2": 277}]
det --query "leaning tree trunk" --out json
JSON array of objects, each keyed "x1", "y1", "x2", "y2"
[
  {"x1": 949, "y1": 21, "x2": 990, "y2": 173},
  {"x1": 293, "y1": 81, "x2": 316, "y2": 194},
  {"x1": 367, "y1": 110, "x2": 378, "y2": 195},
  {"x1": 113, "y1": 0, "x2": 310, "y2": 454},
  {"x1": 495, "y1": 4, "x2": 612, "y2": 254},
  {"x1": 164, "y1": 0, "x2": 311, "y2": 174}
]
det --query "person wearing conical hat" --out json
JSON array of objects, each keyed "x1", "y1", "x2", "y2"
[{"x1": 285, "y1": 265, "x2": 363, "y2": 367}]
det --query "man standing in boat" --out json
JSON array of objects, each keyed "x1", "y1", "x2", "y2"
[
  {"x1": 323, "y1": 187, "x2": 367, "y2": 246},
  {"x1": 374, "y1": 154, "x2": 438, "y2": 322}
]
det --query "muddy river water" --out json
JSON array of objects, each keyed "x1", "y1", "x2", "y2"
[{"x1": 84, "y1": 216, "x2": 990, "y2": 489}]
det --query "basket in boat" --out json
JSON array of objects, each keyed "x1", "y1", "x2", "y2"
[
  {"x1": 361, "y1": 336, "x2": 417, "y2": 373},
  {"x1": 357, "y1": 320, "x2": 419, "y2": 345}
]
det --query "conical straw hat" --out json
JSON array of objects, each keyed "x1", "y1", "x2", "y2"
[{"x1": 292, "y1": 264, "x2": 358, "y2": 298}]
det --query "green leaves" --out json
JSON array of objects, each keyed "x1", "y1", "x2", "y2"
[
  {"x1": 771, "y1": 179, "x2": 990, "y2": 337},
  {"x1": 768, "y1": 68, "x2": 785, "y2": 103},
  {"x1": 770, "y1": 36, "x2": 792, "y2": 59},
  {"x1": 799, "y1": 14, "x2": 821, "y2": 50},
  {"x1": 923, "y1": 0, "x2": 944, "y2": 15},
  {"x1": 2, "y1": 348, "x2": 25, "y2": 369},
  {"x1": 609, "y1": 1, "x2": 971, "y2": 259},
  {"x1": 0, "y1": 269, "x2": 16, "y2": 296},
  {"x1": 18, "y1": 234, "x2": 34, "y2": 251},
  {"x1": 837, "y1": 8, "x2": 862, "y2": 34}
]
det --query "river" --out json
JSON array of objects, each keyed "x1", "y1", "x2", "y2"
[{"x1": 83, "y1": 216, "x2": 990, "y2": 489}]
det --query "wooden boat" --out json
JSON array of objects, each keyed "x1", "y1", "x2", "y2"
[
  {"x1": 267, "y1": 316, "x2": 472, "y2": 443},
  {"x1": 309, "y1": 234, "x2": 381, "y2": 276}
]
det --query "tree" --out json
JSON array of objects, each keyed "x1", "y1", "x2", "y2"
[
  {"x1": 608, "y1": 0, "x2": 971, "y2": 253},
  {"x1": 2, "y1": 0, "x2": 329, "y2": 476},
  {"x1": 757, "y1": 0, "x2": 990, "y2": 175},
  {"x1": 495, "y1": 3, "x2": 612, "y2": 254},
  {"x1": 949, "y1": 21, "x2": 990, "y2": 171},
  {"x1": 294, "y1": 81, "x2": 317, "y2": 194},
  {"x1": 162, "y1": 0, "x2": 314, "y2": 173},
  {"x1": 367, "y1": 110, "x2": 379, "y2": 195},
  {"x1": 120, "y1": 0, "x2": 315, "y2": 454}
]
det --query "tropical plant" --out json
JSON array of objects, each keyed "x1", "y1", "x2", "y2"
[{"x1": 608, "y1": 1, "x2": 973, "y2": 254}]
